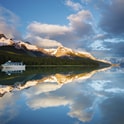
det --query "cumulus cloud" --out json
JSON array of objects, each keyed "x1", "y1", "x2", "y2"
[
  {"x1": 0, "y1": 6, "x2": 21, "y2": 39},
  {"x1": 1, "y1": 0, "x2": 124, "y2": 57},
  {"x1": 27, "y1": 10, "x2": 94, "y2": 48},
  {"x1": 23, "y1": 69, "x2": 108, "y2": 123},
  {"x1": 66, "y1": 0, "x2": 82, "y2": 11},
  {"x1": 1, "y1": 67, "x2": 123, "y2": 123},
  {"x1": 26, "y1": 34, "x2": 62, "y2": 48},
  {"x1": 25, "y1": 82, "x2": 95, "y2": 122},
  {"x1": 68, "y1": 10, "x2": 93, "y2": 37},
  {"x1": 65, "y1": 0, "x2": 82, "y2": 11},
  {"x1": 27, "y1": 95, "x2": 70, "y2": 109},
  {"x1": 99, "y1": 0, "x2": 124, "y2": 36},
  {"x1": 27, "y1": 22, "x2": 69, "y2": 37},
  {"x1": 79, "y1": 0, "x2": 124, "y2": 57},
  {"x1": 68, "y1": 94, "x2": 94, "y2": 122}
]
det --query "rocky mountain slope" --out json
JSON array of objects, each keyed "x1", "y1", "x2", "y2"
[{"x1": 0, "y1": 34, "x2": 111, "y2": 66}]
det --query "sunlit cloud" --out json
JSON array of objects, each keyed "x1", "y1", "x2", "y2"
[
  {"x1": 0, "y1": 67, "x2": 123, "y2": 123},
  {"x1": 26, "y1": 10, "x2": 93, "y2": 48},
  {"x1": 25, "y1": 34, "x2": 62, "y2": 48},
  {"x1": 0, "y1": 0, "x2": 124, "y2": 57},
  {"x1": 27, "y1": 22, "x2": 69, "y2": 36},
  {"x1": 23, "y1": 82, "x2": 62, "y2": 97},
  {"x1": 27, "y1": 95, "x2": 70, "y2": 109},
  {"x1": 25, "y1": 82, "x2": 95, "y2": 122}
]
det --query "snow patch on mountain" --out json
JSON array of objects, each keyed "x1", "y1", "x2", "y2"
[
  {"x1": 14, "y1": 41, "x2": 38, "y2": 51},
  {"x1": 44, "y1": 48, "x2": 57, "y2": 55},
  {"x1": 0, "y1": 34, "x2": 111, "y2": 64},
  {"x1": 76, "y1": 51, "x2": 96, "y2": 60},
  {"x1": 0, "y1": 34, "x2": 100, "y2": 59},
  {"x1": 0, "y1": 37, "x2": 14, "y2": 46}
]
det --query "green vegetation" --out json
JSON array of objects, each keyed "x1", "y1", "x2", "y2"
[{"x1": 0, "y1": 46, "x2": 109, "y2": 67}]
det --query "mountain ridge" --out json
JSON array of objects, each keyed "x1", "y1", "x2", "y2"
[
  {"x1": 0, "y1": 33, "x2": 98, "y2": 59},
  {"x1": 0, "y1": 34, "x2": 111, "y2": 66}
]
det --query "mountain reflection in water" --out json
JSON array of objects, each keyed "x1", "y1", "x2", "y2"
[
  {"x1": 1, "y1": 66, "x2": 124, "y2": 124},
  {"x1": 0, "y1": 67, "x2": 110, "y2": 96}
]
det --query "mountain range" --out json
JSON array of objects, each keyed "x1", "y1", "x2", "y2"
[{"x1": 0, "y1": 34, "x2": 111, "y2": 66}]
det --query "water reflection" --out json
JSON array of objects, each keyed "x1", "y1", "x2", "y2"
[
  {"x1": 0, "y1": 92, "x2": 21, "y2": 124},
  {"x1": 0, "y1": 66, "x2": 124, "y2": 124},
  {"x1": 0, "y1": 67, "x2": 110, "y2": 96},
  {"x1": 1, "y1": 66, "x2": 25, "y2": 75}
]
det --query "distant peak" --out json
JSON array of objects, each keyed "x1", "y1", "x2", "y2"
[
  {"x1": 0, "y1": 34, "x2": 7, "y2": 39},
  {"x1": 57, "y1": 45, "x2": 71, "y2": 50}
]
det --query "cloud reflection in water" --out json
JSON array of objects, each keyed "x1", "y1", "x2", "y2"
[{"x1": 0, "y1": 66, "x2": 124, "y2": 123}]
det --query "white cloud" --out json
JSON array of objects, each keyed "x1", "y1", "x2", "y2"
[
  {"x1": 26, "y1": 10, "x2": 93, "y2": 48},
  {"x1": 68, "y1": 10, "x2": 93, "y2": 37},
  {"x1": 24, "y1": 82, "x2": 62, "y2": 96},
  {"x1": 104, "y1": 38, "x2": 124, "y2": 43},
  {"x1": 22, "y1": 70, "x2": 104, "y2": 122},
  {"x1": 90, "y1": 40, "x2": 111, "y2": 51},
  {"x1": 93, "y1": 34, "x2": 108, "y2": 40},
  {"x1": 1, "y1": 68, "x2": 118, "y2": 123},
  {"x1": 68, "y1": 10, "x2": 91, "y2": 23},
  {"x1": 65, "y1": 0, "x2": 82, "y2": 11},
  {"x1": 68, "y1": 104, "x2": 93, "y2": 122},
  {"x1": 25, "y1": 82, "x2": 95, "y2": 123},
  {"x1": 27, "y1": 22, "x2": 69, "y2": 37},
  {"x1": 90, "y1": 80, "x2": 111, "y2": 91},
  {"x1": 27, "y1": 96, "x2": 70, "y2": 109},
  {"x1": 26, "y1": 34, "x2": 62, "y2": 48},
  {"x1": 0, "y1": 6, "x2": 21, "y2": 39}
]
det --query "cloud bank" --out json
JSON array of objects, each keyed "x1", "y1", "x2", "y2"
[
  {"x1": 99, "y1": 0, "x2": 124, "y2": 36},
  {"x1": 26, "y1": 10, "x2": 93, "y2": 48}
]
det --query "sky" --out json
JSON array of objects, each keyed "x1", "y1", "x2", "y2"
[{"x1": 0, "y1": 0, "x2": 124, "y2": 58}]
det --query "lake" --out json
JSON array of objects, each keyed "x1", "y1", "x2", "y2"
[{"x1": 0, "y1": 66, "x2": 124, "y2": 124}]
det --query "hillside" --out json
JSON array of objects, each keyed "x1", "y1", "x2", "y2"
[{"x1": 0, "y1": 34, "x2": 111, "y2": 67}]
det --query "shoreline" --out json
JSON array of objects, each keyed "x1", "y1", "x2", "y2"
[{"x1": 0, "y1": 64, "x2": 111, "y2": 68}]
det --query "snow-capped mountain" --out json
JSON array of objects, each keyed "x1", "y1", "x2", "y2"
[
  {"x1": 45, "y1": 46, "x2": 96, "y2": 60},
  {"x1": 0, "y1": 34, "x2": 96, "y2": 59},
  {"x1": 0, "y1": 34, "x2": 111, "y2": 65},
  {"x1": 14, "y1": 41, "x2": 38, "y2": 51},
  {"x1": 0, "y1": 37, "x2": 14, "y2": 46},
  {"x1": 0, "y1": 34, "x2": 48, "y2": 57}
]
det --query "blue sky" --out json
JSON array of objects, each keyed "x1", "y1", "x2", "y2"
[{"x1": 0, "y1": 0, "x2": 124, "y2": 58}]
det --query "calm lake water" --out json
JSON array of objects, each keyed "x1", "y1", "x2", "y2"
[{"x1": 0, "y1": 66, "x2": 124, "y2": 124}]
